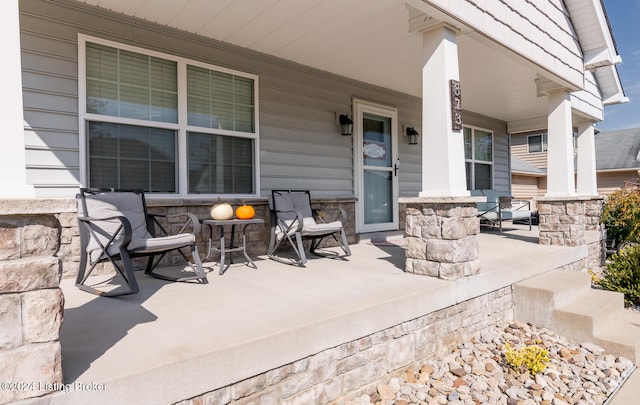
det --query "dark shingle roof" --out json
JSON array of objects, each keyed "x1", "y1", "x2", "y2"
[
  {"x1": 595, "y1": 128, "x2": 640, "y2": 170},
  {"x1": 511, "y1": 155, "x2": 546, "y2": 175}
]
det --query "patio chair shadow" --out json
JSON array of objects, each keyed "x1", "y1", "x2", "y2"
[
  {"x1": 368, "y1": 242, "x2": 405, "y2": 271},
  {"x1": 59, "y1": 274, "x2": 166, "y2": 383}
]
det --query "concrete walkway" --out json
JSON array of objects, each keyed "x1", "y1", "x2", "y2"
[
  {"x1": 608, "y1": 367, "x2": 640, "y2": 404},
  {"x1": 24, "y1": 226, "x2": 632, "y2": 405}
]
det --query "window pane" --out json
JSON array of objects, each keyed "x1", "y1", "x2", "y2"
[
  {"x1": 211, "y1": 100, "x2": 234, "y2": 130},
  {"x1": 86, "y1": 42, "x2": 177, "y2": 123},
  {"x1": 188, "y1": 132, "x2": 254, "y2": 194},
  {"x1": 528, "y1": 135, "x2": 542, "y2": 153},
  {"x1": 474, "y1": 163, "x2": 492, "y2": 190},
  {"x1": 186, "y1": 65, "x2": 255, "y2": 132},
  {"x1": 474, "y1": 130, "x2": 492, "y2": 162},
  {"x1": 465, "y1": 162, "x2": 472, "y2": 190},
  {"x1": 86, "y1": 43, "x2": 117, "y2": 81},
  {"x1": 120, "y1": 84, "x2": 150, "y2": 120},
  {"x1": 234, "y1": 76, "x2": 254, "y2": 105},
  {"x1": 211, "y1": 71, "x2": 234, "y2": 101},
  {"x1": 88, "y1": 122, "x2": 176, "y2": 192},
  {"x1": 464, "y1": 127, "x2": 472, "y2": 159}
]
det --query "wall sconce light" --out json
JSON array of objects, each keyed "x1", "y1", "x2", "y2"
[
  {"x1": 405, "y1": 126, "x2": 419, "y2": 145},
  {"x1": 338, "y1": 114, "x2": 353, "y2": 136}
]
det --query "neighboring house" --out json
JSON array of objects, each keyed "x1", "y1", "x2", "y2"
[
  {"x1": 1, "y1": 0, "x2": 627, "y2": 238},
  {"x1": 594, "y1": 128, "x2": 640, "y2": 194},
  {"x1": 511, "y1": 128, "x2": 640, "y2": 203}
]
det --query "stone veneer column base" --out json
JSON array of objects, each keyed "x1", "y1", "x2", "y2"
[
  {"x1": 538, "y1": 197, "x2": 591, "y2": 246},
  {"x1": 399, "y1": 197, "x2": 483, "y2": 280}
]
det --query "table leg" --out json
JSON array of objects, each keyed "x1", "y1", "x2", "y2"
[
  {"x1": 219, "y1": 226, "x2": 226, "y2": 275},
  {"x1": 241, "y1": 224, "x2": 257, "y2": 268},
  {"x1": 229, "y1": 224, "x2": 236, "y2": 265}
]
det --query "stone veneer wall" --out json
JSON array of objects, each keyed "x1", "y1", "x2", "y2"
[
  {"x1": 538, "y1": 199, "x2": 586, "y2": 246},
  {"x1": 0, "y1": 204, "x2": 67, "y2": 403},
  {"x1": 584, "y1": 198, "x2": 604, "y2": 232},
  {"x1": 401, "y1": 198, "x2": 482, "y2": 280},
  {"x1": 173, "y1": 287, "x2": 514, "y2": 405}
]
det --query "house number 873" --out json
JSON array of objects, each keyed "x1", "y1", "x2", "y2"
[{"x1": 450, "y1": 79, "x2": 462, "y2": 131}]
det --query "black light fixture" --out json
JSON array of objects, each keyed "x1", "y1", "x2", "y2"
[
  {"x1": 338, "y1": 114, "x2": 353, "y2": 136},
  {"x1": 406, "y1": 126, "x2": 419, "y2": 145}
]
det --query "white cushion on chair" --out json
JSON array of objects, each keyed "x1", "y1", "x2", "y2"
[
  {"x1": 128, "y1": 233, "x2": 196, "y2": 254},
  {"x1": 301, "y1": 221, "x2": 344, "y2": 236}
]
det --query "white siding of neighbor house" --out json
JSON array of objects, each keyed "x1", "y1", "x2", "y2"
[
  {"x1": 428, "y1": 0, "x2": 584, "y2": 89},
  {"x1": 19, "y1": 0, "x2": 510, "y2": 199}
]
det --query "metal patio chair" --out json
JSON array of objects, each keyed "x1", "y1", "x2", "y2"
[
  {"x1": 268, "y1": 190, "x2": 351, "y2": 266},
  {"x1": 76, "y1": 188, "x2": 207, "y2": 296}
]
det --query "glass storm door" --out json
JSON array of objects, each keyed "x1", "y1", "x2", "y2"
[{"x1": 355, "y1": 101, "x2": 399, "y2": 233}]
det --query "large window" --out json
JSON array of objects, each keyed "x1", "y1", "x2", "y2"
[
  {"x1": 464, "y1": 126, "x2": 493, "y2": 190},
  {"x1": 81, "y1": 37, "x2": 258, "y2": 195}
]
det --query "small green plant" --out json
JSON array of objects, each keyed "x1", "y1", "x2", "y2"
[
  {"x1": 595, "y1": 243, "x2": 640, "y2": 306},
  {"x1": 504, "y1": 342, "x2": 549, "y2": 376},
  {"x1": 601, "y1": 182, "x2": 640, "y2": 244}
]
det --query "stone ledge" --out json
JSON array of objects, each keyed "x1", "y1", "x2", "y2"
[
  {"x1": 0, "y1": 199, "x2": 75, "y2": 215},
  {"x1": 399, "y1": 197, "x2": 485, "y2": 204},
  {"x1": 537, "y1": 196, "x2": 602, "y2": 202}
]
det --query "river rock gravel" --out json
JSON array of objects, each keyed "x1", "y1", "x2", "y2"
[{"x1": 347, "y1": 321, "x2": 635, "y2": 405}]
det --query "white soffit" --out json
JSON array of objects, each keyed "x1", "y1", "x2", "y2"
[{"x1": 74, "y1": 0, "x2": 623, "y2": 122}]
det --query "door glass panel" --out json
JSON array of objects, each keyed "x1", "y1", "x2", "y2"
[
  {"x1": 363, "y1": 113, "x2": 391, "y2": 168},
  {"x1": 362, "y1": 111, "x2": 393, "y2": 225},
  {"x1": 364, "y1": 170, "x2": 392, "y2": 224}
]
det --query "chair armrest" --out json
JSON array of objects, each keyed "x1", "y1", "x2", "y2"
[
  {"x1": 271, "y1": 209, "x2": 304, "y2": 232},
  {"x1": 78, "y1": 215, "x2": 132, "y2": 247},
  {"x1": 313, "y1": 207, "x2": 347, "y2": 223},
  {"x1": 149, "y1": 212, "x2": 201, "y2": 235}
]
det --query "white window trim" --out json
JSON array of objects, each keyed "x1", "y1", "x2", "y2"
[
  {"x1": 78, "y1": 34, "x2": 260, "y2": 197},
  {"x1": 465, "y1": 125, "x2": 494, "y2": 190}
]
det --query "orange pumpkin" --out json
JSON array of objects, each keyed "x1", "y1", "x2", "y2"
[{"x1": 235, "y1": 204, "x2": 255, "y2": 220}]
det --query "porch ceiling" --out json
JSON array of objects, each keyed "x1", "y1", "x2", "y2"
[{"x1": 77, "y1": 0, "x2": 550, "y2": 124}]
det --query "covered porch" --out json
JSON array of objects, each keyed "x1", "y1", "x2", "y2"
[{"x1": 43, "y1": 226, "x2": 594, "y2": 405}]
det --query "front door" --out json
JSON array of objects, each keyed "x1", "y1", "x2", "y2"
[{"x1": 355, "y1": 100, "x2": 399, "y2": 233}]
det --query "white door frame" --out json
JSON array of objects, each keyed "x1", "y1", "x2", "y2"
[{"x1": 353, "y1": 99, "x2": 399, "y2": 233}]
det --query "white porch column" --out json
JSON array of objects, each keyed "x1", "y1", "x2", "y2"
[
  {"x1": 576, "y1": 121, "x2": 598, "y2": 196},
  {"x1": 419, "y1": 25, "x2": 468, "y2": 197},
  {"x1": 0, "y1": 0, "x2": 34, "y2": 198},
  {"x1": 545, "y1": 90, "x2": 576, "y2": 197}
]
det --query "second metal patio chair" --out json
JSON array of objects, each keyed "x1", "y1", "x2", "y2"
[
  {"x1": 268, "y1": 190, "x2": 351, "y2": 266},
  {"x1": 76, "y1": 188, "x2": 207, "y2": 296}
]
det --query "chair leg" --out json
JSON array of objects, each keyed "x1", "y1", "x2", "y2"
[
  {"x1": 296, "y1": 233, "x2": 307, "y2": 264},
  {"x1": 75, "y1": 250, "x2": 140, "y2": 297},
  {"x1": 119, "y1": 249, "x2": 141, "y2": 294},
  {"x1": 340, "y1": 229, "x2": 351, "y2": 256},
  {"x1": 144, "y1": 246, "x2": 208, "y2": 284},
  {"x1": 76, "y1": 250, "x2": 88, "y2": 286}
]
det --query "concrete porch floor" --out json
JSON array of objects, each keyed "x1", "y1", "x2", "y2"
[{"x1": 35, "y1": 225, "x2": 595, "y2": 404}]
